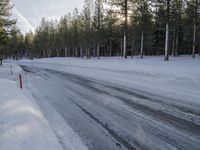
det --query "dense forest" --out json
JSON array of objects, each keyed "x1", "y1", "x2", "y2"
[{"x1": 1, "y1": 0, "x2": 200, "y2": 61}]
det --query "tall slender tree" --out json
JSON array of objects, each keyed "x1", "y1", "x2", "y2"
[
  {"x1": 94, "y1": 0, "x2": 103, "y2": 59},
  {"x1": 124, "y1": 0, "x2": 128, "y2": 58},
  {"x1": 0, "y1": 0, "x2": 16, "y2": 57},
  {"x1": 83, "y1": 0, "x2": 93, "y2": 58},
  {"x1": 192, "y1": 0, "x2": 198, "y2": 58},
  {"x1": 164, "y1": 0, "x2": 171, "y2": 61}
]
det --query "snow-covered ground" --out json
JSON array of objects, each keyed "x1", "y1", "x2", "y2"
[
  {"x1": 0, "y1": 63, "x2": 64, "y2": 150},
  {"x1": 6, "y1": 56, "x2": 200, "y2": 150},
  {"x1": 19, "y1": 56, "x2": 200, "y2": 106}
]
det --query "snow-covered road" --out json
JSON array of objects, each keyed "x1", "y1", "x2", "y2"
[{"x1": 19, "y1": 61, "x2": 200, "y2": 150}]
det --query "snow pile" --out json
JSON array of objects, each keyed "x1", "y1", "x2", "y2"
[{"x1": 0, "y1": 64, "x2": 63, "y2": 150}]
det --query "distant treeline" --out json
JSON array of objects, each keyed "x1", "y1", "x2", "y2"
[{"x1": 1, "y1": 0, "x2": 200, "y2": 60}]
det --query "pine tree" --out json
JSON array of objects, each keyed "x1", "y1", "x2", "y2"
[
  {"x1": 192, "y1": 0, "x2": 199, "y2": 58},
  {"x1": 0, "y1": 0, "x2": 16, "y2": 58},
  {"x1": 133, "y1": 0, "x2": 152, "y2": 59},
  {"x1": 83, "y1": 0, "x2": 93, "y2": 58},
  {"x1": 94, "y1": 0, "x2": 104, "y2": 59},
  {"x1": 171, "y1": 0, "x2": 184, "y2": 56},
  {"x1": 111, "y1": 0, "x2": 131, "y2": 58},
  {"x1": 58, "y1": 15, "x2": 69, "y2": 57},
  {"x1": 104, "y1": 3, "x2": 119, "y2": 56},
  {"x1": 152, "y1": 0, "x2": 171, "y2": 61}
]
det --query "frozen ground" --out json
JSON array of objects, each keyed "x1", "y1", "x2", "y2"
[{"x1": 11, "y1": 56, "x2": 200, "y2": 149}]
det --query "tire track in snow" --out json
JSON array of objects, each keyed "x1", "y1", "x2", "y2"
[
  {"x1": 38, "y1": 69, "x2": 199, "y2": 149},
  {"x1": 45, "y1": 69, "x2": 200, "y2": 137},
  {"x1": 70, "y1": 99, "x2": 139, "y2": 150},
  {"x1": 21, "y1": 65, "x2": 200, "y2": 150}
]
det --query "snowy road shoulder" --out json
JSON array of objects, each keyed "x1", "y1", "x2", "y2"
[{"x1": 0, "y1": 64, "x2": 64, "y2": 150}]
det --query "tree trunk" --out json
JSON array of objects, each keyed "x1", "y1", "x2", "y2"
[
  {"x1": 140, "y1": 31, "x2": 144, "y2": 59},
  {"x1": 121, "y1": 39, "x2": 123, "y2": 57},
  {"x1": 123, "y1": 33, "x2": 127, "y2": 58},
  {"x1": 80, "y1": 44, "x2": 84, "y2": 59},
  {"x1": 199, "y1": 38, "x2": 200, "y2": 55},
  {"x1": 175, "y1": 29, "x2": 179, "y2": 56},
  {"x1": 88, "y1": 48, "x2": 91, "y2": 59},
  {"x1": 192, "y1": 24, "x2": 196, "y2": 58},
  {"x1": 56, "y1": 48, "x2": 59, "y2": 57},
  {"x1": 172, "y1": 29, "x2": 175, "y2": 56},
  {"x1": 48, "y1": 48, "x2": 52, "y2": 57},
  {"x1": 131, "y1": 40, "x2": 134, "y2": 59},
  {"x1": 147, "y1": 40, "x2": 150, "y2": 55},
  {"x1": 97, "y1": 0, "x2": 100, "y2": 59},
  {"x1": 0, "y1": 58, "x2": 2, "y2": 66},
  {"x1": 124, "y1": 0, "x2": 128, "y2": 58},
  {"x1": 165, "y1": 0, "x2": 170, "y2": 61},
  {"x1": 97, "y1": 41, "x2": 100, "y2": 59},
  {"x1": 86, "y1": 48, "x2": 88, "y2": 59},
  {"x1": 193, "y1": 0, "x2": 198, "y2": 58},
  {"x1": 109, "y1": 40, "x2": 112, "y2": 57},
  {"x1": 76, "y1": 48, "x2": 78, "y2": 58},
  {"x1": 93, "y1": 44, "x2": 96, "y2": 57},
  {"x1": 165, "y1": 23, "x2": 169, "y2": 61},
  {"x1": 65, "y1": 47, "x2": 68, "y2": 57},
  {"x1": 43, "y1": 49, "x2": 47, "y2": 58}
]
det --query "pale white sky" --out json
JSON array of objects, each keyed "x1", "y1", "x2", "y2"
[{"x1": 11, "y1": 0, "x2": 84, "y2": 34}]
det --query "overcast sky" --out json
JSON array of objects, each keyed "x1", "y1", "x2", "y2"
[{"x1": 11, "y1": 0, "x2": 84, "y2": 34}]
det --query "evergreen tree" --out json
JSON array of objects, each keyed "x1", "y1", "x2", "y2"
[
  {"x1": 0, "y1": 0, "x2": 16, "y2": 57},
  {"x1": 132, "y1": 0, "x2": 153, "y2": 58},
  {"x1": 83, "y1": 0, "x2": 93, "y2": 58},
  {"x1": 94, "y1": 0, "x2": 104, "y2": 59}
]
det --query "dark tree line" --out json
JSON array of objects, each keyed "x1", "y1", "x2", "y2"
[{"x1": 1, "y1": 0, "x2": 200, "y2": 60}]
